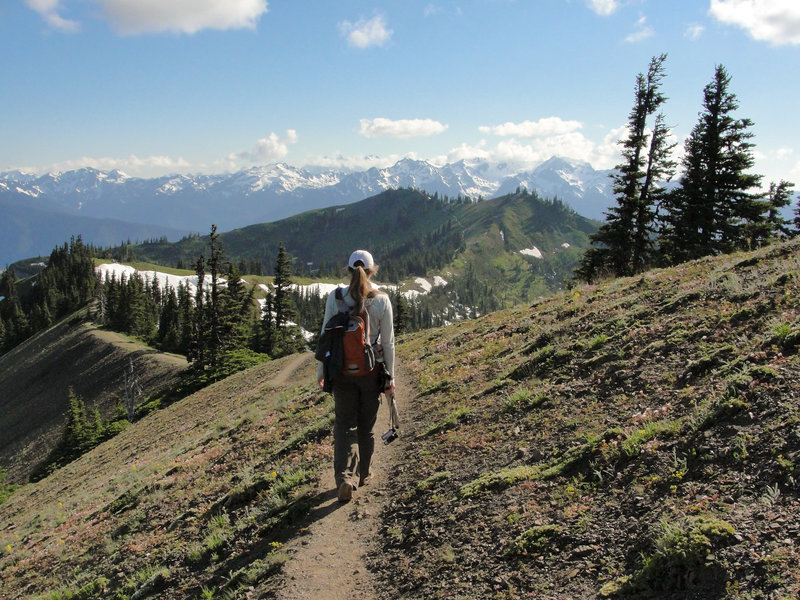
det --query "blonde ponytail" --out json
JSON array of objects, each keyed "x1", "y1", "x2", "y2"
[{"x1": 348, "y1": 265, "x2": 371, "y2": 313}]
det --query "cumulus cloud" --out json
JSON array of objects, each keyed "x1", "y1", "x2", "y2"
[
  {"x1": 339, "y1": 14, "x2": 393, "y2": 48},
  {"x1": 301, "y1": 152, "x2": 413, "y2": 172},
  {"x1": 28, "y1": 0, "x2": 269, "y2": 35},
  {"x1": 24, "y1": 0, "x2": 80, "y2": 32},
  {"x1": 25, "y1": 154, "x2": 192, "y2": 177},
  {"x1": 228, "y1": 130, "x2": 298, "y2": 165},
  {"x1": 586, "y1": 0, "x2": 620, "y2": 16},
  {"x1": 359, "y1": 118, "x2": 448, "y2": 139},
  {"x1": 479, "y1": 117, "x2": 583, "y2": 138},
  {"x1": 430, "y1": 124, "x2": 626, "y2": 171},
  {"x1": 625, "y1": 16, "x2": 654, "y2": 43},
  {"x1": 96, "y1": 0, "x2": 268, "y2": 35},
  {"x1": 684, "y1": 22, "x2": 705, "y2": 40},
  {"x1": 710, "y1": 0, "x2": 800, "y2": 45}
]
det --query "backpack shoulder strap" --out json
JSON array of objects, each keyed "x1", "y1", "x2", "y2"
[{"x1": 334, "y1": 287, "x2": 348, "y2": 312}]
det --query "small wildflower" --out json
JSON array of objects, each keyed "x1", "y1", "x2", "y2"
[
  {"x1": 58, "y1": 502, "x2": 63, "y2": 508},
  {"x1": 132, "y1": 464, "x2": 137, "y2": 470},
  {"x1": 270, "y1": 471, "x2": 278, "y2": 478},
  {"x1": 5, "y1": 545, "x2": 11, "y2": 553}
]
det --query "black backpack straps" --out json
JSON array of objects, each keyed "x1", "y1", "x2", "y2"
[{"x1": 334, "y1": 286, "x2": 348, "y2": 313}]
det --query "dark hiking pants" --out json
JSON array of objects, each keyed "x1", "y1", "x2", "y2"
[{"x1": 332, "y1": 373, "x2": 382, "y2": 489}]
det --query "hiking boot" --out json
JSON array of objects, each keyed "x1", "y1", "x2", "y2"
[
  {"x1": 359, "y1": 472, "x2": 373, "y2": 487},
  {"x1": 338, "y1": 481, "x2": 353, "y2": 502}
]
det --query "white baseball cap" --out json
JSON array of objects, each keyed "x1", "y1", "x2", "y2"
[{"x1": 348, "y1": 249, "x2": 375, "y2": 270}]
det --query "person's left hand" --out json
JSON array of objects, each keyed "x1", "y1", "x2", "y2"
[{"x1": 385, "y1": 381, "x2": 396, "y2": 398}]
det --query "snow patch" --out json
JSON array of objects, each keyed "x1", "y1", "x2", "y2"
[
  {"x1": 520, "y1": 247, "x2": 543, "y2": 259},
  {"x1": 561, "y1": 242, "x2": 571, "y2": 248},
  {"x1": 95, "y1": 263, "x2": 222, "y2": 296},
  {"x1": 414, "y1": 277, "x2": 433, "y2": 293}
]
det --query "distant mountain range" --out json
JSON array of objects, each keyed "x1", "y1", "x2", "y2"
[{"x1": 0, "y1": 156, "x2": 614, "y2": 265}]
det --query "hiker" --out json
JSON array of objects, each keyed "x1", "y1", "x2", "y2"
[{"x1": 316, "y1": 249, "x2": 395, "y2": 502}]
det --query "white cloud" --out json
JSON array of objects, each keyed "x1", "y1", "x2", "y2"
[
  {"x1": 436, "y1": 141, "x2": 491, "y2": 165},
  {"x1": 776, "y1": 147, "x2": 795, "y2": 160},
  {"x1": 431, "y1": 124, "x2": 626, "y2": 171},
  {"x1": 339, "y1": 14, "x2": 393, "y2": 48},
  {"x1": 710, "y1": 0, "x2": 800, "y2": 45},
  {"x1": 625, "y1": 16, "x2": 654, "y2": 43},
  {"x1": 684, "y1": 22, "x2": 705, "y2": 40},
  {"x1": 94, "y1": 0, "x2": 267, "y2": 35},
  {"x1": 586, "y1": 0, "x2": 620, "y2": 16},
  {"x1": 25, "y1": 0, "x2": 80, "y2": 32},
  {"x1": 301, "y1": 152, "x2": 414, "y2": 172},
  {"x1": 228, "y1": 130, "x2": 298, "y2": 165},
  {"x1": 21, "y1": 154, "x2": 192, "y2": 177},
  {"x1": 479, "y1": 117, "x2": 583, "y2": 138},
  {"x1": 359, "y1": 118, "x2": 448, "y2": 139}
]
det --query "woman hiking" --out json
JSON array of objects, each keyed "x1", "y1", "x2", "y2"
[{"x1": 316, "y1": 250, "x2": 396, "y2": 502}]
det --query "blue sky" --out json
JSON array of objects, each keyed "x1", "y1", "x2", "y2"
[{"x1": 2, "y1": 0, "x2": 799, "y2": 188}]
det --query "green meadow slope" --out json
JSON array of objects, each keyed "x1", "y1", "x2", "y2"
[{"x1": 1, "y1": 238, "x2": 799, "y2": 599}]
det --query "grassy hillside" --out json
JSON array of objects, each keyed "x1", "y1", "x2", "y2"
[
  {"x1": 0, "y1": 353, "x2": 328, "y2": 599},
  {"x1": 371, "y1": 237, "x2": 800, "y2": 599},
  {"x1": 0, "y1": 308, "x2": 187, "y2": 484},
  {"x1": 2, "y1": 238, "x2": 798, "y2": 598}
]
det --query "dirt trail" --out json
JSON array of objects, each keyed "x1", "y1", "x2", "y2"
[{"x1": 273, "y1": 362, "x2": 411, "y2": 600}]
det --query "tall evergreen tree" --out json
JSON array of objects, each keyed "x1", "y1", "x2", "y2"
[
  {"x1": 271, "y1": 243, "x2": 305, "y2": 357},
  {"x1": 394, "y1": 292, "x2": 410, "y2": 336},
  {"x1": 260, "y1": 289, "x2": 276, "y2": 355},
  {"x1": 576, "y1": 54, "x2": 674, "y2": 281},
  {"x1": 765, "y1": 180, "x2": 796, "y2": 240},
  {"x1": 659, "y1": 65, "x2": 762, "y2": 262},
  {"x1": 273, "y1": 243, "x2": 295, "y2": 331},
  {"x1": 190, "y1": 254, "x2": 207, "y2": 370},
  {"x1": 207, "y1": 225, "x2": 224, "y2": 369},
  {"x1": 177, "y1": 281, "x2": 194, "y2": 356}
]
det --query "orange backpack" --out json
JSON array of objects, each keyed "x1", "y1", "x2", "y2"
[{"x1": 336, "y1": 288, "x2": 376, "y2": 376}]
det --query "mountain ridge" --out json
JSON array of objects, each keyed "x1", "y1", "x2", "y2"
[{"x1": 1, "y1": 157, "x2": 615, "y2": 265}]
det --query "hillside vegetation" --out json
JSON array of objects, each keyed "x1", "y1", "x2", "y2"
[
  {"x1": 121, "y1": 188, "x2": 596, "y2": 298},
  {"x1": 0, "y1": 308, "x2": 187, "y2": 484},
  {"x1": 372, "y1": 237, "x2": 800, "y2": 599},
  {"x1": 1, "y1": 238, "x2": 799, "y2": 598}
]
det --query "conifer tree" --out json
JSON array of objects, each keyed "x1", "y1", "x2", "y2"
[
  {"x1": 765, "y1": 180, "x2": 796, "y2": 240},
  {"x1": 260, "y1": 289, "x2": 276, "y2": 355},
  {"x1": 659, "y1": 65, "x2": 762, "y2": 262},
  {"x1": 177, "y1": 282, "x2": 194, "y2": 355},
  {"x1": 190, "y1": 254, "x2": 207, "y2": 370},
  {"x1": 207, "y1": 225, "x2": 224, "y2": 369},
  {"x1": 273, "y1": 243, "x2": 295, "y2": 331},
  {"x1": 576, "y1": 54, "x2": 674, "y2": 281},
  {"x1": 394, "y1": 291, "x2": 410, "y2": 335},
  {"x1": 271, "y1": 243, "x2": 305, "y2": 357}
]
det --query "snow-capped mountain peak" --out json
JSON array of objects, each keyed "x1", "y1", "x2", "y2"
[{"x1": 0, "y1": 156, "x2": 613, "y2": 233}]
